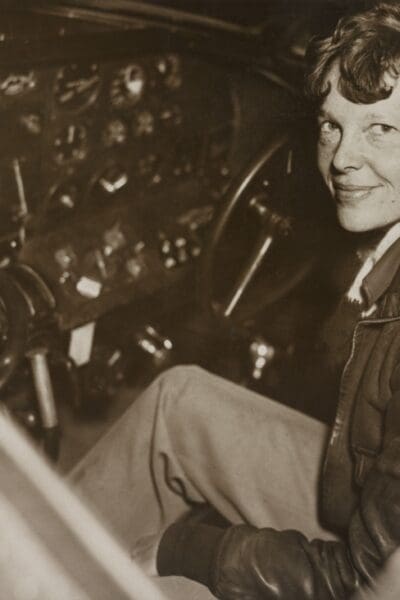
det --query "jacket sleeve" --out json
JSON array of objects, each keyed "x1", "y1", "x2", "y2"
[{"x1": 157, "y1": 436, "x2": 400, "y2": 599}]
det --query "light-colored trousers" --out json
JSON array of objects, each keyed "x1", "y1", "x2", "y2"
[{"x1": 70, "y1": 365, "x2": 334, "y2": 599}]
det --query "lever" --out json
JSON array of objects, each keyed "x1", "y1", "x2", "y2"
[{"x1": 28, "y1": 348, "x2": 60, "y2": 461}]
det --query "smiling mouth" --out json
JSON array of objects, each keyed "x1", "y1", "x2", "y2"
[{"x1": 333, "y1": 184, "x2": 380, "y2": 202}]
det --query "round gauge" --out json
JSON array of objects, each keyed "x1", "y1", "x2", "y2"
[
  {"x1": 155, "y1": 54, "x2": 182, "y2": 89},
  {"x1": 159, "y1": 105, "x2": 182, "y2": 128},
  {"x1": 137, "y1": 153, "x2": 162, "y2": 185},
  {"x1": 47, "y1": 181, "x2": 80, "y2": 215},
  {"x1": 53, "y1": 124, "x2": 88, "y2": 165},
  {"x1": 102, "y1": 118, "x2": 128, "y2": 147},
  {"x1": 19, "y1": 112, "x2": 42, "y2": 135},
  {"x1": 132, "y1": 110, "x2": 155, "y2": 137},
  {"x1": 54, "y1": 63, "x2": 100, "y2": 112},
  {"x1": 110, "y1": 64, "x2": 145, "y2": 109},
  {"x1": 0, "y1": 70, "x2": 37, "y2": 97}
]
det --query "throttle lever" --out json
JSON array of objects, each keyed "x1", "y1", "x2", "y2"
[
  {"x1": 0, "y1": 269, "x2": 29, "y2": 392},
  {"x1": 0, "y1": 266, "x2": 59, "y2": 459},
  {"x1": 28, "y1": 347, "x2": 59, "y2": 461}
]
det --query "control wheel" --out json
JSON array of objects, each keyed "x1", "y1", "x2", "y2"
[{"x1": 200, "y1": 131, "x2": 329, "y2": 322}]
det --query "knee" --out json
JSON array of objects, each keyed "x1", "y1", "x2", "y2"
[
  {"x1": 155, "y1": 364, "x2": 205, "y2": 395},
  {"x1": 151, "y1": 364, "x2": 209, "y2": 413}
]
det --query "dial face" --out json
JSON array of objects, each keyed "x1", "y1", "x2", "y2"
[
  {"x1": 102, "y1": 118, "x2": 128, "y2": 147},
  {"x1": 132, "y1": 110, "x2": 155, "y2": 137},
  {"x1": 53, "y1": 124, "x2": 88, "y2": 165},
  {"x1": 159, "y1": 104, "x2": 182, "y2": 128},
  {"x1": 19, "y1": 113, "x2": 42, "y2": 135},
  {"x1": 0, "y1": 70, "x2": 37, "y2": 97},
  {"x1": 110, "y1": 63, "x2": 145, "y2": 109},
  {"x1": 156, "y1": 54, "x2": 182, "y2": 89},
  {"x1": 54, "y1": 63, "x2": 100, "y2": 111},
  {"x1": 136, "y1": 153, "x2": 161, "y2": 184}
]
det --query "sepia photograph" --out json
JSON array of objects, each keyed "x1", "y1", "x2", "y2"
[{"x1": 1, "y1": 1, "x2": 400, "y2": 598}]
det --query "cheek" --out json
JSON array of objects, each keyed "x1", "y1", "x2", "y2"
[
  {"x1": 369, "y1": 144, "x2": 400, "y2": 183},
  {"x1": 388, "y1": 165, "x2": 400, "y2": 194},
  {"x1": 317, "y1": 145, "x2": 331, "y2": 180},
  {"x1": 373, "y1": 159, "x2": 400, "y2": 191}
]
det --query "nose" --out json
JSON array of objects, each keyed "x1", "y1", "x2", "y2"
[{"x1": 332, "y1": 130, "x2": 364, "y2": 172}]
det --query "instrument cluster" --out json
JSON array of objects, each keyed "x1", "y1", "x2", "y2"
[
  {"x1": 0, "y1": 48, "x2": 235, "y2": 328},
  {"x1": 0, "y1": 52, "x2": 234, "y2": 237}
]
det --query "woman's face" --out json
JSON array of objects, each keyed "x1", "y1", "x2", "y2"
[{"x1": 317, "y1": 63, "x2": 400, "y2": 232}]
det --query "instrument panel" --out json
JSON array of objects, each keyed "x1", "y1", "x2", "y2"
[
  {"x1": 0, "y1": 52, "x2": 234, "y2": 232},
  {"x1": 0, "y1": 44, "x2": 238, "y2": 328},
  {"x1": 0, "y1": 18, "x2": 297, "y2": 331}
]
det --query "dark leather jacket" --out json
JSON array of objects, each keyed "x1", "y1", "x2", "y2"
[
  {"x1": 158, "y1": 240, "x2": 400, "y2": 599},
  {"x1": 211, "y1": 248, "x2": 400, "y2": 599}
]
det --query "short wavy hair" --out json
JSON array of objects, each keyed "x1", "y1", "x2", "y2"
[{"x1": 306, "y1": 1, "x2": 400, "y2": 104}]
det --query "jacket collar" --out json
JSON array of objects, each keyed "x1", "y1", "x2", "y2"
[{"x1": 362, "y1": 236, "x2": 400, "y2": 319}]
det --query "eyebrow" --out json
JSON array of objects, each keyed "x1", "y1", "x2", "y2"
[
  {"x1": 317, "y1": 109, "x2": 333, "y2": 120},
  {"x1": 317, "y1": 109, "x2": 394, "y2": 122},
  {"x1": 364, "y1": 112, "x2": 391, "y2": 121}
]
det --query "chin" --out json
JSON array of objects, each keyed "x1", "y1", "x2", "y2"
[
  {"x1": 337, "y1": 212, "x2": 370, "y2": 233},
  {"x1": 336, "y1": 209, "x2": 400, "y2": 234},
  {"x1": 336, "y1": 209, "x2": 384, "y2": 233}
]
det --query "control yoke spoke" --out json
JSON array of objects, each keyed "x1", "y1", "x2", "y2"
[{"x1": 222, "y1": 208, "x2": 291, "y2": 317}]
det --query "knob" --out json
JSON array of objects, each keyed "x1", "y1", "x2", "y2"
[
  {"x1": 125, "y1": 257, "x2": 143, "y2": 279},
  {"x1": 103, "y1": 222, "x2": 126, "y2": 256},
  {"x1": 135, "y1": 324, "x2": 173, "y2": 366},
  {"x1": 76, "y1": 275, "x2": 102, "y2": 299},
  {"x1": 249, "y1": 336, "x2": 275, "y2": 380},
  {"x1": 54, "y1": 245, "x2": 76, "y2": 270}
]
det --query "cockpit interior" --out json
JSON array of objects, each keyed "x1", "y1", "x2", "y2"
[
  {"x1": 0, "y1": 1, "x2": 370, "y2": 596},
  {"x1": 0, "y1": 1, "x2": 352, "y2": 464}
]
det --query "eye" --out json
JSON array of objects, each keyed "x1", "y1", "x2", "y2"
[
  {"x1": 370, "y1": 123, "x2": 396, "y2": 135},
  {"x1": 319, "y1": 120, "x2": 338, "y2": 134},
  {"x1": 317, "y1": 120, "x2": 340, "y2": 143}
]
